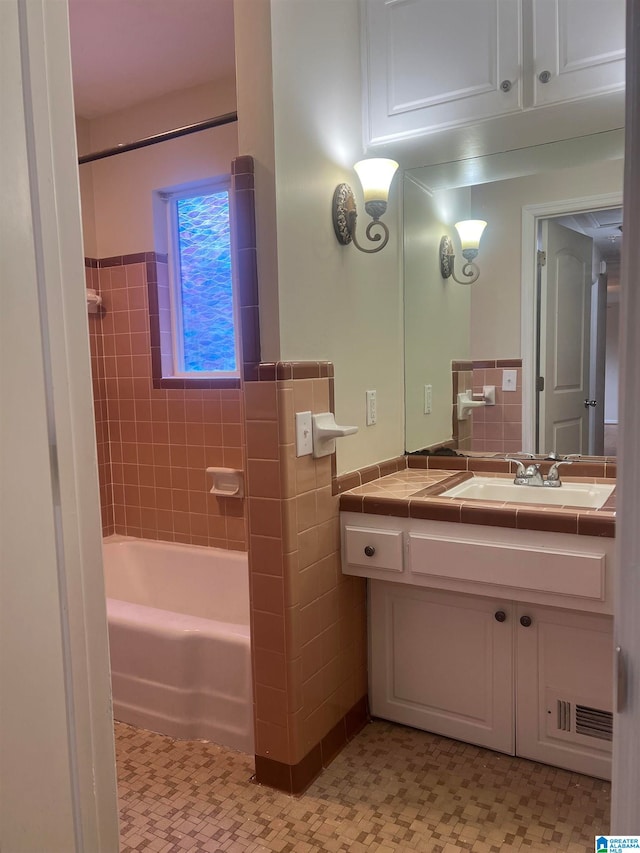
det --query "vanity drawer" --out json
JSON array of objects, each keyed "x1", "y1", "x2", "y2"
[
  {"x1": 408, "y1": 533, "x2": 606, "y2": 602},
  {"x1": 344, "y1": 526, "x2": 404, "y2": 573}
]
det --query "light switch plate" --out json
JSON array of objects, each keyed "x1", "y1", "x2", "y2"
[
  {"x1": 502, "y1": 370, "x2": 517, "y2": 392},
  {"x1": 295, "y1": 411, "x2": 313, "y2": 456},
  {"x1": 424, "y1": 384, "x2": 433, "y2": 414},
  {"x1": 366, "y1": 390, "x2": 377, "y2": 426}
]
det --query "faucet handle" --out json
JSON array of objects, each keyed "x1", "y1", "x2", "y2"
[
  {"x1": 547, "y1": 459, "x2": 573, "y2": 481},
  {"x1": 506, "y1": 457, "x2": 528, "y2": 479}
]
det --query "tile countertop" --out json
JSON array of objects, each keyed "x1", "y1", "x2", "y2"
[{"x1": 339, "y1": 468, "x2": 616, "y2": 538}]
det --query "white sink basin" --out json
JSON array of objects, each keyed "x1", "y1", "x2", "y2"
[{"x1": 441, "y1": 476, "x2": 614, "y2": 509}]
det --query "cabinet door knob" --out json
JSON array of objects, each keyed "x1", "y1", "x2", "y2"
[
  {"x1": 364, "y1": 545, "x2": 376, "y2": 557},
  {"x1": 500, "y1": 79, "x2": 512, "y2": 93},
  {"x1": 538, "y1": 70, "x2": 552, "y2": 84},
  {"x1": 520, "y1": 615, "x2": 533, "y2": 628},
  {"x1": 494, "y1": 610, "x2": 507, "y2": 622}
]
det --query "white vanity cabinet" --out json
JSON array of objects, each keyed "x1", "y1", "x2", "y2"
[
  {"x1": 369, "y1": 582, "x2": 613, "y2": 779},
  {"x1": 362, "y1": 0, "x2": 626, "y2": 145},
  {"x1": 341, "y1": 512, "x2": 615, "y2": 779}
]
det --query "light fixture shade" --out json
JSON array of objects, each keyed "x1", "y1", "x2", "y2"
[
  {"x1": 454, "y1": 219, "x2": 487, "y2": 251},
  {"x1": 354, "y1": 158, "x2": 399, "y2": 202}
]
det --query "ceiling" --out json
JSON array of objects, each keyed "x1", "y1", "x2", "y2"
[{"x1": 68, "y1": 0, "x2": 235, "y2": 119}]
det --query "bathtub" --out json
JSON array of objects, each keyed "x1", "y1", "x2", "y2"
[{"x1": 103, "y1": 535, "x2": 254, "y2": 753}]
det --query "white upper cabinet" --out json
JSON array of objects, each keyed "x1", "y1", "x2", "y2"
[
  {"x1": 532, "y1": 0, "x2": 626, "y2": 107},
  {"x1": 362, "y1": 0, "x2": 625, "y2": 145}
]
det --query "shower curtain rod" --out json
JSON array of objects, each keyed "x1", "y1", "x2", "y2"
[{"x1": 77, "y1": 111, "x2": 238, "y2": 165}]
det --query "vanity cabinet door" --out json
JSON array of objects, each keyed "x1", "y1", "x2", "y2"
[
  {"x1": 531, "y1": 0, "x2": 626, "y2": 108},
  {"x1": 515, "y1": 603, "x2": 613, "y2": 780},
  {"x1": 362, "y1": 0, "x2": 522, "y2": 144},
  {"x1": 369, "y1": 581, "x2": 514, "y2": 754}
]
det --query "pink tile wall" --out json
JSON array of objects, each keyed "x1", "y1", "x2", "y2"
[
  {"x1": 471, "y1": 363, "x2": 523, "y2": 453},
  {"x1": 86, "y1": 261, "x2": 114, "y2": 535},
  {"x1": 86, "y1": 256, "x2": 247, "y2": 550},
  {"x1": 244, "y1": 370, "x2": 367, "y2": 776}
]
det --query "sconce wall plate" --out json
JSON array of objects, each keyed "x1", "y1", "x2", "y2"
[
  {"x1": 439, "y1": 235, "x2": 454, "y2": 279},
  {"x1": 332, "y1": 183, "x2": 355, "y2": 245}
]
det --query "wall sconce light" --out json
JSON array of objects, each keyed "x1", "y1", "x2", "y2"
[
  {"x1": 440, "y1": 219, "x2": 487, "y2": 284},
  {"x1": 333, "y1": 158, "x2": 399, "y2": 254}
]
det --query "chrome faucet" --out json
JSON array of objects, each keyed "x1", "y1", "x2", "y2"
[{"x1": 506, "y1": 454, "x2": 576, "y2": 487}]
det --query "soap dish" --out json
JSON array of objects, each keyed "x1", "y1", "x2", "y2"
[{"x1": 206, "y1": 467, "x2": 244, "y2": 498}]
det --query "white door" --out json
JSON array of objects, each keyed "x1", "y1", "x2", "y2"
[
  {"x1": 612, "y1": 0, "x2": 640, "y2": 832},
  {"x1": 532, "y1": 0, "x2": 626, "y2": 107},
  {"x1": 539, "y1": 220, "x2": 593, "y2": 455},
  {"x1": 515, "y1": 604, "x2": 613, "y2": 780},
  {"x1": 362, "y1": 0, "x2": 521, "y2": 144},
  {"x1": 0, "y1": 1, "x2": 118, "y2": 849},
  {"x1": 369, "y1": 581, "x2": 514, "y2": 754},
  {"x1": 590, "y1": 271, "x2": 608, "y2": 455}
]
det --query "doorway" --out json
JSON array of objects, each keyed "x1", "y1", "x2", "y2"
[
  {"x1": 521, "y1": 194, "x2": 623, "y2": 456},
  {"x1": 535, "y1": 206, "x2": 622, "y2": 456}
]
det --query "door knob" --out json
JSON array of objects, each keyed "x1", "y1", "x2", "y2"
[
  {"x1": 520, "y1": 615, "x2": 532, "y2": 628},
  {"x1": 584, "y1": 399, "x2": 597, "y2": 408},
  {"x1": 494, "y1": 610, "x2": 507, "y2": 622}
]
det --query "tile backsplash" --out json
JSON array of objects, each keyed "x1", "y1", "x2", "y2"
[
  {"x1": 451, "y1": 359, "x2": 523, "y2": 454},
  {"x1": 471, "y1": 360, "x2": 523, "y2": 454}
]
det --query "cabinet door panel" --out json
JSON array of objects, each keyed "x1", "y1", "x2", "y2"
[
  {"x1": 516, "y1": 603, "x2": 613, "y2": 779},
  {"x1": 363, "y1": 0, "x2": 521, "y2": 143},
  {"x1": 533, "y1": 0, "x2": 625, "y2": 106},
  {"x1": 369, "y1": 581, "x2": 514, "y2": 754}
]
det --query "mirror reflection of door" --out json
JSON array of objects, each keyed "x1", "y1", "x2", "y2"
[{"x1": 536, "y1": 208, "x2": 622, "y2": 456}]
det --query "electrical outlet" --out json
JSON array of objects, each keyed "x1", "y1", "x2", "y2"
[
  {"x1": 502, "y1": 370, "x2": 517, "y2": 392},
  {"x1": 424, "y1": 384, "x2": 433, "y2": 414},
  {"x1": 366, "y1": 390, "x2": 377, "y2": 426}
]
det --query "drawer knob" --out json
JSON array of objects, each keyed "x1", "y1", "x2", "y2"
[
  {"x1": 364, "y1": 545, "x2": 376, "y2": 557},
  {"x1": 520, "y1": 615, "x2": 533, "y2": 628},
  {"x1": 494, "y1": 610, "x2": 507, "y2": 623}
]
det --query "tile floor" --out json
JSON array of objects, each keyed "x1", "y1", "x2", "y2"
[{"x1": 117, "y1": 719, "x2": 610, "y2": 852}]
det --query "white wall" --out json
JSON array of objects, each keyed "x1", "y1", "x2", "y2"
[
  {"x1": 233, "y1": 0, "x2": 280, "y2": 361},
  {"x1": 75, "y1": 116, "x2": 97, "y2": 257},
  {"x1": 605, "y1": 301, "x2": 620, "y2": 422},
  {"x1": 404, "y1": 177, "x2": 471, "y2": 451},
  {"x1": 470, "y1": 159, "x2": 624, "y2": 358},
  {"x1": 266, "y1": 0, "x2": 405, "y2": 472},
  {"x1": 79, "y1": 80, "x2": 238, "y2": 257}
]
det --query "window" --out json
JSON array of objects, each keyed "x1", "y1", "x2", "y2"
[{"x1": 158, "y1": 178, "x2": 239, "y2": 379}]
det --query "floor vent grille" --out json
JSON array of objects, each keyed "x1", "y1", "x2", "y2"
[
  {"x1": 557, "y1": 700, "x2": 572, "y2": 732},
  {"x1": 576, "y1": 705, "x2": 613, "y2": 742}
]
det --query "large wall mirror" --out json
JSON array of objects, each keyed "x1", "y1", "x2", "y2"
[{"x1": 403, "y1": 129, "x2": 624, "y2": 460}]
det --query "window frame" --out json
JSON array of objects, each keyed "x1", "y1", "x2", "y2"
[{"x1": 160, "y1": 176, "x2": 241, "y2": 381}]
